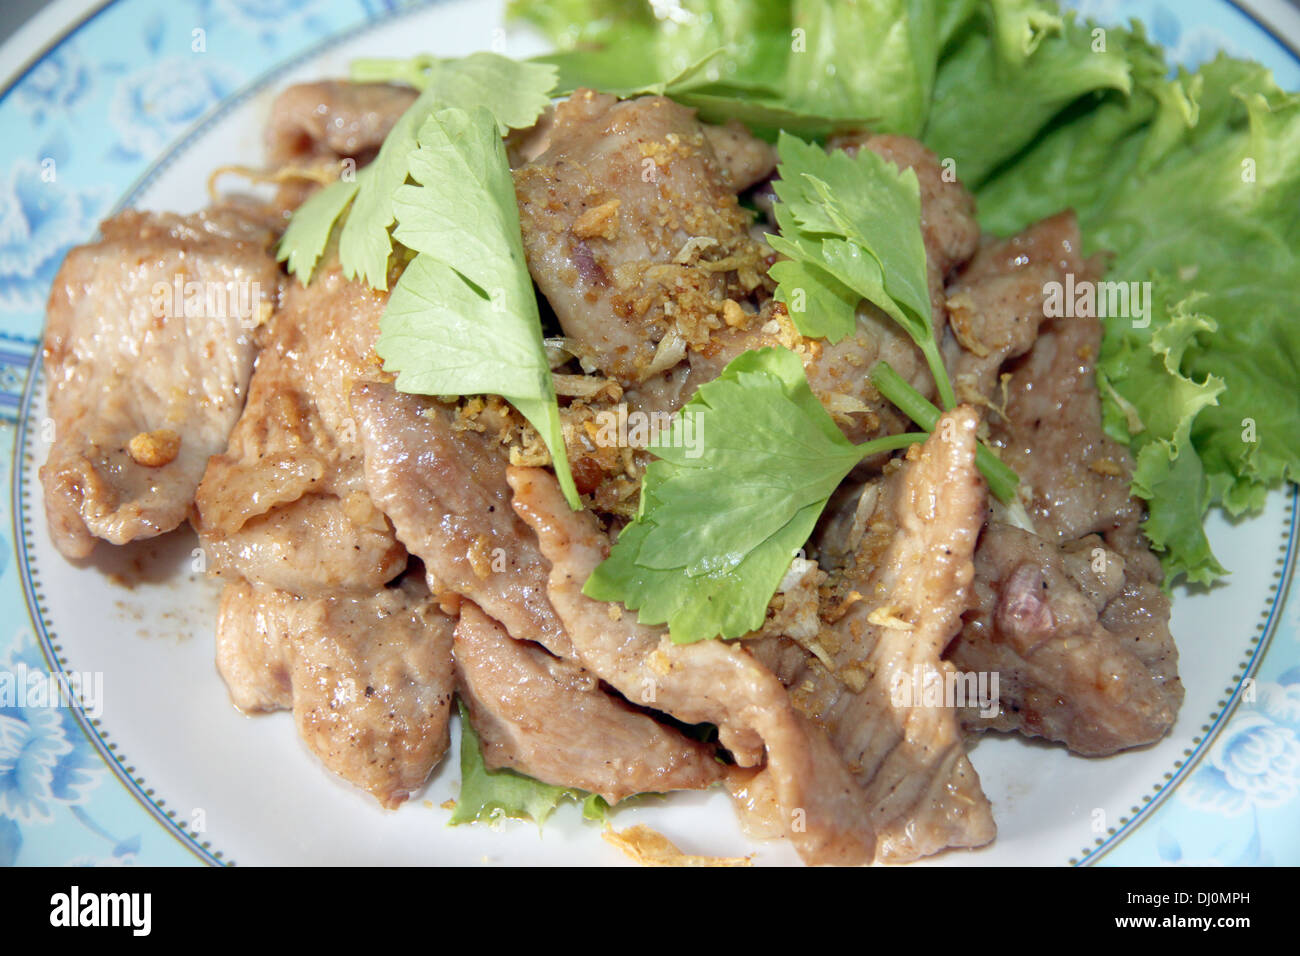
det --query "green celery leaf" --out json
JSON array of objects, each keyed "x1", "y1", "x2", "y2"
[
  {"x1": 583, "y1": 347, "x2": 921, "y2": 643},
  {"x1": 767, "y1": 132, "x2": 931, "y2": 337},
  {"x1": 766, "y1": 131, "x2": 956, "y2": 407},
  {"x1": 276, "y1": 177, "x2": 359, "y2": 285},
  {"x1": 376, "y1": 106, "x2": 579, "y2": 508},
  {"x1": 336, "y1": 53, "x2": 556, "y2": 290}
]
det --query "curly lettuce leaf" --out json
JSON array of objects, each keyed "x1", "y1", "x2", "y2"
[
  {"x1": 924, "y1": 4, "x2": 1134, "y2": 187},
  {"x1": 512, "y1": 0, "x2": 1300, "y2": 586},
  {"x1": 975, "y1": 41, "x2": 1300, "y2": 582}
]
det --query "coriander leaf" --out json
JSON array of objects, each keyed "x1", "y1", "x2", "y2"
[
  {"x1": 336, "y1": 53, "x2": 557, "y2": 290},
  {"x1": 276, "y1": 177, "x2": 358, "y2": 285},
  {"x1": 583, "y1": 347, "x2": 924, "y2": 643},
  {"x1": 633, "y1": 350, "x2": 862, "y2": 574},
  {"x1": 584, "y1": 501, "x2": 829, "y2": 643},
  {"x1": 767, "y1": 256, "x2": 860, "y2": 343},
  {"x1": 766, "y1": 131, "x2": 956, "y2": 408},
  {"x1": 377, "y1": 106, "x2": 579, "y2": 509},
  {"x1": 450, "y1": 700, "x2": 588, "y2": 826}
]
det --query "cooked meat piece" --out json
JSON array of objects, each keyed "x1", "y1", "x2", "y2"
[
  {"x1": 935, "y1": 203, "x2": 1181, "y2": 755},
  {"x1": 453, "y1": 603, "x2": 724, "y2": 802},
  {"x1": 942, "y1": 211, "x2": 1100, "y2": 409},
  {"x1": 753, "y1": 407, "x2": 996, "y2": 862},
  {"x1": 40, "y1": 206, "x2": 281, "y2": 559},
  {"x1": 701, "y1": 119, "x2": 778, "y2": 190},
  {"x1": 508, "y1": 465, "x2": 876, "y2": 866},
  {"x1": 666, "y1": 302, "x2": 938, "y2": 446},
  {"x1": 988, "y1": 311, "x2": 1142, "y2": 544},
  {"x1": 506, "y1": 106, "x2": 555, "y2": 168},
  {"x1": 351, "y1": 381, "x2": 572, "y2": 658},
  {"x1": 216, "y1": 574, "x2": 455, "y2": 807},
  {"x1": 195, "y1": 264, "x2": 404, "y2": 595},
  {"x1": 265, "y1": 80, "x2": 418, "y2": 168},
  {"x1": 947, "y1": 523, "x2": 1182, "y2": 755},
  {"x1": 201, "y1": 493, "x2": 403, "y2": 596},
  {"x1": 514, "y1": 89, "x2": 769, "y2": 383}
]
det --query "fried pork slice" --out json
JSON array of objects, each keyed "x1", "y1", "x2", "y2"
[
  {"x1": 195, "y1": 264, "x2": 405, "y2": 596},
  {"x1": 216, "y1": 574, "x2": 455, "y2": 808},
  {"x1": 989, "y1": 312, "x2": 1143, "y2": 545},
  {"x1": 947, "y1": 525, "x2": 1181, "y2": 755},
  {"x1": 752, "y1": 408, "x2": 996, "y2": 862},
  {"x1": 40, "y1": 206, "x2": 281, "y2": 559},
  {"x1": 265, "y1": 80, "x2": 418, "y2": 168},
  {"x1": 453, "y1": 603, "x2": 724, "y2": 802},
  {"x1": 941, "y1": 211, "x2": 1099, "y2": 407},
  {"x1": 508, "y1": 465, "x2": 876, "y2": 866},
  {"x1": 350, "y1": 380, "x2": 572, "y2": 658},
  {"x1": 513, "y1": 89, "x2": 773, "y2": 383},
  {"x1": 944, "y1": 311, "x2": 1182, "y2": 754}
]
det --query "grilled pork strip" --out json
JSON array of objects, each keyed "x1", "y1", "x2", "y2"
[
  {"x1": 195, "y1": 264, "x2": 404, "y2": 596},
  {"x1": 217, "y1": 575, "x2": 454, "y2": 808},
  {"x1": 453, "y1": 602, "x2": 724, "y2": 802},
  {"x1": 351, "y1": 381, "x2": 573, "y2": 658},
  {"x1": 946, "y1": 307, "x2": 1182, "y2": 754},
  {"x1": 754, "y1": 407, "x2": 996, "y2": 862},
  {"x1": 40, "y1": 205, "x2": 281, "y2": 558}
]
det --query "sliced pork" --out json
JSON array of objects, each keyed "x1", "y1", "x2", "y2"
[
  {"x1": 351, "y1": 380, "x2": 572, "y2": 657},
  {"x1": 513, "y1": 90, "x2": 771, "y2": 383},
  {"x1": 40, "y1": 206, "x2": 281, "y2": 558},
  {"x1": 453, "y1": 602, "x2": 723, "y2": 802},
  {"x1": 216, "y1": 575, "x2": 455, "y2": 808},
  {"x1": 945, "y1": 308, "x2": 1182, "y2": 754},
  {"x1": 265, "y1": 80, "x2": 418, "y2": 168},
  {"x1": 195, "y1": 263, "x2": 404, "y2": 596},
  {"x1": 754, "y1": 407, "x2": 996, "y2": 862},
  {"x1": 947, "y1": 524, "x2": 1182, "y2": 755}
]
